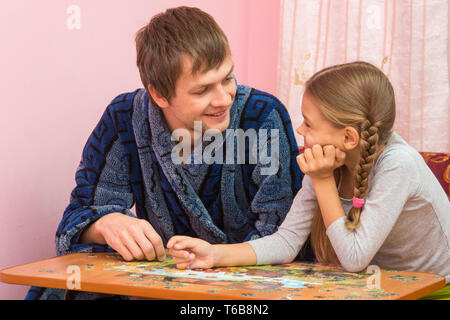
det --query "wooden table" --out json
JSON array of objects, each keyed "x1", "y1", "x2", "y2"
[{"x1": 0, "y1": 252, "x2": 445, "y2": 300}]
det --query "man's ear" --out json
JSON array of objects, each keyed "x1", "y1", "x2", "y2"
[
  {"x1": 147, "y1": 84, "x2": 169, "y2": 109},
  {"x1": 342, "y1": 126, "x2": 360, "y2": 151}
]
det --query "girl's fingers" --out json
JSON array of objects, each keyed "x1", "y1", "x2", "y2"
[
  {"x1": 335, "y1": 148, "x2": 346, "y2": 165},
  {"x1": 297, "y1": 154, "x2": 308, "y2": 172},
  {"x1": 189, "y1": 261, "x2": 207, "y2": 270},
  {"x1": 171, "y1": 237, "x2": 201, "y2": 251},
  {"x1": 169, "y1": 248, "x2": 193, "y2": 260},
  {"x1": 170, "y1": 250, "x2": 196, "y2": 270},
  {"x1": 166, "y1": 237, "x2": 176, "y2": 249},
  {"x1": 167, "y1": 236, "x2": 193, "y2": 249},
  {"x1": 172, "y1": 255, "x2": 192, "y2": 265},
  {"x1": 323, "y1": 145, "x2": 336, "y2": 160},
  {"x1": 175, "y1": 262, "x2": 192, "y2": 270},
  {"x1": 311, "y1": 144, "x2": 324, "y2": 160},
  {"x1": 303, "y1": 147, "x2": 314, "y2": 163}
]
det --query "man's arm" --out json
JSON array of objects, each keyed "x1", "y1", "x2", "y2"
[{"x1": 56, "y1": 96, "x2": 165, "y2": 261}]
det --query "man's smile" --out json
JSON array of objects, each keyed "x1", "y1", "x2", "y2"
[{"x1": 203, "y1": 108, "x2": 228, "y2": 119}]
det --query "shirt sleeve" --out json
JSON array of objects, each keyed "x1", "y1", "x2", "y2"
[
  {"x1": 55, "y1": 104, "x2": 136, "y2": 256},
  {"x1": 247, "y1": 175, "x2": 316, "y2": 265},
  {"x1": 326, "y1": 151, "x2": 419, "y2": 272}
]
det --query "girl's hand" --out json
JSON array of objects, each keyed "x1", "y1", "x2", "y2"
[
  {"x1": 167, "y1": 236, "x2": 216, "y2": 269},
  {"x1": 297, "y1": 144, "x2": 346, "y2": 180}
]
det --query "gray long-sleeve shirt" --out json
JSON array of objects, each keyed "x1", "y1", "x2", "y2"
[{"x1": 248, "y1": 132, "x2": 450, "y2": 283}]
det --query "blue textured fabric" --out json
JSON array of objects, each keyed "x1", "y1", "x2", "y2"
[{"x1": 26, "y1": 84, "x2": 306, "y2": 299}]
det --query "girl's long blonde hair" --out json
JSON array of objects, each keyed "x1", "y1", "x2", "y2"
[{"x1": 304, "y1": 61, "x2": 396, "y2": 264}]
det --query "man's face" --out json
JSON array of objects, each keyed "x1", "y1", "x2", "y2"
[{"x1": 160, "y1": 54, "x2": 237, "y2": 140}]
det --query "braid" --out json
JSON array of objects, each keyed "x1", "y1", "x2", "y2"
[
  {"x1": 305, "y1": 60, "x2": 396, "y2": 261},
  {"x1": 345, "y1": 120, "x2": 380, "y2": 230}
]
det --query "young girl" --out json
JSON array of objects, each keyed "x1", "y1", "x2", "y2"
[{"x1": 167, "y1": 61, "x2": 450, "y2": 299}]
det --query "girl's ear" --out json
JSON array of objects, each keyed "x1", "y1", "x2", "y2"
[
  {"x1": 342, "y1": 126, "x2": 360, "y2": 151},
  {"x1": 148, "y1": 84, "x2": 169, "y2": 109}
]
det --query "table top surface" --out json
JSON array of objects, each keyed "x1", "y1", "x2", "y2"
[{"x1": 0, "y1": 252, "x2": 445, "y2": 300}]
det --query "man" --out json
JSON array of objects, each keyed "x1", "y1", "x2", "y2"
[{"x1": 26, "y1": 6, "x2": 310, "y2": 300}]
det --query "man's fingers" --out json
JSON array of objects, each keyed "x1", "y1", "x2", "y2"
[
  {"x1": 121, "y1": 232, "x2": 146, "y2": 261},
  {"x1": 134, "y1": 233, "x2": 156, "y2": 261},
  {"x1": 142, "y1": 222, "x2": 166, "y2": 261},
  {"x1": 125, "y1": 223, "x2": 156, "y2": 261},
  {"x1": 98, "y1": 214, "x2": 168, "y2": 262},
  {"x1": 110, "y1": 238, "x2": 135, "y2": 262},
  {"x1": 104, "y1": 231, "x2": 134, "y2": 261}
]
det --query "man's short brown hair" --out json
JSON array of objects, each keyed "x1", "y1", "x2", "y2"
[{"x1": 135, "y1": 6, "x2": 230, "y2": 103}]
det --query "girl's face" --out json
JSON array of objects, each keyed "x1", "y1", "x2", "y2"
[{"x1": 296, "y1": 93, "x2": 345, "y2": 149}]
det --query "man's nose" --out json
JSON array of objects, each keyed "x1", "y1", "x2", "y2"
[{"x1": 211, "y1": 85, "x2": 232, "y2": 107}]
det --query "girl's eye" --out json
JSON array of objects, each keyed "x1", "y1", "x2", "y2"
[{"x1": 304, "y1": 122, "x2": 311, "y2": 128}]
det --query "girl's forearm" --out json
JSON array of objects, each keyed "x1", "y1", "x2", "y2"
[
  {"x1": 212, "y1": 242, "x2": 257, "y2": 267},
  {"x1": 311, "y1": 176, "x2": 346, "y2": 229}
]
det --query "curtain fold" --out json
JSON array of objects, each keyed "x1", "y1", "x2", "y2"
[{"x1": 278, "y1": 0, "x2": 449, "y2": 152}]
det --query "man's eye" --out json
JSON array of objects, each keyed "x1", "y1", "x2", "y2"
[{"x1": 194, "y1": 87, "x2": 208, "y2": 95}]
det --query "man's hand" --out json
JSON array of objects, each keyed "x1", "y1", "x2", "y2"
[
  {"x1": 82, "y1": 213, "x2": 166, "y2": 262},
  {"x1": 167, "y1": 236, "x2": 215, "y2": 269},
  {"x1": 297, "y1": 144, "x2": 346, "y2": 180}
]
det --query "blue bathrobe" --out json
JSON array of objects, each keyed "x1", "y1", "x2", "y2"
[{"x1": 26, "y1": 84, "x2": 309, "y2": 299}]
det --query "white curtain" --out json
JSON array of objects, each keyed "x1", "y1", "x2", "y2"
[{"x1": 277, "y1": 0, "x2": 449, "y2": 152}]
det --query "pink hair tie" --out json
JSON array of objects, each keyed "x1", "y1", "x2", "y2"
[{"x1": 352, "y1": 197, "x2": 365, "y2": 208}]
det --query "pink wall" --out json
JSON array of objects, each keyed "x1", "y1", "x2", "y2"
[{"x1": 0, "y1": 1, "x2": 280, "y2": 299}]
